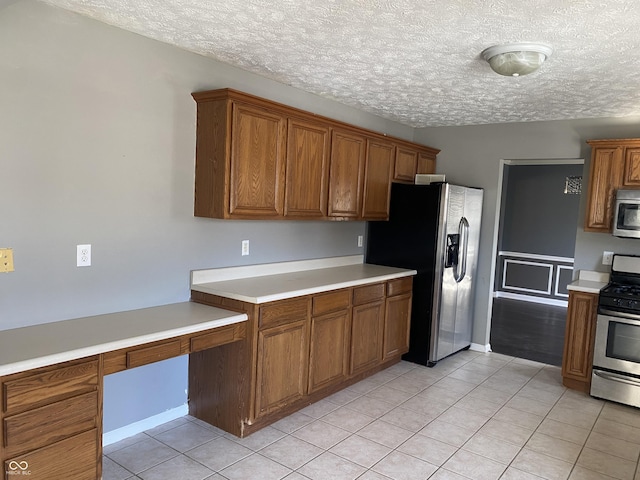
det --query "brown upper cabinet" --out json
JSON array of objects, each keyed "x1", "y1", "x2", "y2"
[
  {"x1": 393, "y1": 146, "x2": 437, "y2": 183},
  {"x1": 362, "y1": 139, "x2": 395, "y2": 220},
  {"x1": 284, "y1": 118, "x2": 331, "y2": 218},
  {"x1": 327, "y1": 130, "x2": 366, "y2": 219},
  {"x1": 192, "y1": 88, "x2": 439, "y2": 221},
  {"x1": 624, "y1": 147, "x2": 640, "y2": 186},
  {"x1": 585, "y1": 138, "x2": 640, "y2": 232}
]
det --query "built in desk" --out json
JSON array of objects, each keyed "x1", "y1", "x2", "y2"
[{"x1": 0, "y1": 302, "x2": 247, "y2": 479}]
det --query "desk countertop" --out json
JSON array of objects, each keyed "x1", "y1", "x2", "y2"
[{"x1": 0, "y1": 302, "x2": 247, "y2": 376}]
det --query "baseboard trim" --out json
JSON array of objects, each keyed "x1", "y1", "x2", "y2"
[
  {"x1": 470, "y1": 343, "x2": 492, "y2": 353},
  {"x1": 103, "y1": 404, "x2": 189, "y2": 446},
  {"x1": 494, "y1": 291, "x2": 568, "y2": 307}
]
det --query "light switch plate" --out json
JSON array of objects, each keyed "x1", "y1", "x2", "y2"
[{"x1": 602, "y1": 251, "x2": 614, "y2": 266}]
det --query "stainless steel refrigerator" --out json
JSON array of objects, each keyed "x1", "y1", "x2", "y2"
[{"x1": 366, "y1": 182, "x2": 483, "y2": 366}]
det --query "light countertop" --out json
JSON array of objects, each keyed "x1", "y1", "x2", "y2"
[
  {"x1": 0, "y1": 302, "x2": 247, "y2": 376},
  {"x1": 191, "y1": 256, "x2": 417, "y2": 304},
  {"x1": 567, "y1": 270, "x2": 610, "y2": 294}
]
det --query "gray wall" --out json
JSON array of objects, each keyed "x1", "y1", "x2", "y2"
[
  {"x1": 0, "y1": 1, "x2": 414, "y2": 432},
  {"x1": 415, "y1": 120, "x2": 640, "y2": 348},
  {"x1": 500, "y1": 164, "x2": 582, "y2": 258}
]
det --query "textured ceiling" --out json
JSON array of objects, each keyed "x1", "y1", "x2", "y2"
[{"x1": 38, "y1": 0, "x2": 640, "y2": 127}]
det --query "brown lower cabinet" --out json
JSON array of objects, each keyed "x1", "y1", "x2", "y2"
[
  {"x1": 350, "y1": 285, "x2": 386, "y2": 375},
  {"x1": 383, "y1": 290, "x2": 412, "y2": 360},
  {"x1": 189, "y1": 276, "x2": 413, "y2": 437},
  {"x1": 255, "y1": 319, "x2": 309, "y2": 417},
  {"x1": 308, "y1": 290, "x2": 351, "y2": 394},
  {"x1": 561, "y1": 290, "x2": 598, "y2": 393},
  {"x1": 0, "y1": 357, "x2": 102, "y2": 480}
]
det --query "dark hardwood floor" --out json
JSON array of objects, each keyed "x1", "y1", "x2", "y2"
[{"x1": 490, "y1": 297, "x2": 566, "y2": 366}]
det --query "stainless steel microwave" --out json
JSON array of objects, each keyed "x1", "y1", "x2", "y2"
[{"x1": 614, "y1": 189, "x2": 640, "y2": 238}]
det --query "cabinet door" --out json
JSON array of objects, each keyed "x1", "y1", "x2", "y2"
[
  {"x1": 284, "y1": 119, "x2": 331, "y2": 217},
  {"x1": 393, "y1": 147, "x2": 418, "y2": 183},
  {"x1": 362, "y1": 140, "x2": 394, "y2": 220},
  {"x1": 328, "y1": 130, "x2": 366, "y2": 218},
  {"x1": 255, "y1": 321, "x2": 308, "y2": 417},
  {"x1": 624, "y1": 147, "x2": 640, "y2": 186},
  {"x1": 383, "y1": 293, "x2": 412, "y2": 360},
  {"x1": 350, "y1": 301, "x2": 384, "y2": 375},
  {"x1": 229, "y1": 103, "x2": 286, "y2": 217},
  {"x1": 308, "y1": 310, "x2": 350, "y2": 393},
  {"x1": 417, "y1": 152, "x2": 436, "y2": 175},
  {"x1": 561, "y1": 291, "x2": 597, "y2": 391},
  {"x1": 585, "y1": 147, "x2": 624, "y2": 232}
]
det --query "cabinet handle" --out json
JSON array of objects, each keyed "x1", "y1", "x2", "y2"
[{"x1": 593, "y1": 369, "x2": 640, "y2": 388}]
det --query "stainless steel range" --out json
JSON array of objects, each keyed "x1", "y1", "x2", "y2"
[{"x1": 592, "y1": 254, "x2": 640, "y2": 407}]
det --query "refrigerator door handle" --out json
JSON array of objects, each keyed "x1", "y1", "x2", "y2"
[{"x1": 453, "y1": 217, "x2": 469, "y2": 283}]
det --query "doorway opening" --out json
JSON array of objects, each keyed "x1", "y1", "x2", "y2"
[{"x1": 489, "y1": 160, "x2": 583, "y2": 365}]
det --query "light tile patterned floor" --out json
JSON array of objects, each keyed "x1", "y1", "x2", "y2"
[{"x1": 102, "y1": 351, "x2": 640, "y2": 480}]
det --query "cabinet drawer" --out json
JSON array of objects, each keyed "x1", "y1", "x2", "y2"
[
  {"x1": 259, "y1": 297, "x2": 309, "y2": 329},
  {"x1": 190, "y1": 323, "x2": 246, "y2": 352},
  {"x1": 3, "y1": 360, "x2": 98, "y2": 414},
  {"x1": 312, "y1": 290, "x2": 350, "y2": 316},
  {"x1": 4, "y1": 391, "x2": 98, "y2": 452},
  {"x1": 353, "y1": 283, "x2": 385, "y2": 306},
  {"x1": 387, "y1": 277, "x2": 412, "y2": 297},
  {"x1": 126, "y1": 340, "x2": 182, "y2": 368},
  {"x1": 4, "y1": 428, "x2": 98, "y2": 480}
]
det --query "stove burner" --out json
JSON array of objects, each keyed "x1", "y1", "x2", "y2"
[
  {"x1": 604, "y1": 284, "x2": 640, "y2": 296},
  {"x1": 600, "y1": 281, "x2": 640, "y2": 313}
]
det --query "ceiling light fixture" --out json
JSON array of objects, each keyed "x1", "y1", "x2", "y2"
[{"x1": 481, "y1": 43, "x2": 553, "y2": 77}]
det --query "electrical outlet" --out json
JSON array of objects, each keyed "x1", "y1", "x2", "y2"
[
  {"x1": 357, "y1": 235, "x2": 363, "y2": 247},
  {"x1": 241, "y1": 240, "x2": 250, "y2": 256},
  {"x1": 0, "y1": 248, "x2": 14, "y2": 273},
  {"x1": 77, "y1": 244, "x2": 91, "y2": 267},
  {"x1": 602, "y1": 251, "x2": 614, "y2": 266}
]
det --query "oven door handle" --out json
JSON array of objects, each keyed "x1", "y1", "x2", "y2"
[
  {"x1": 600, "y1": 308, "x2": 640, "y2": 322},
  {"x1": 594, "y1": 369, "x2": 640, "y2": 387}
]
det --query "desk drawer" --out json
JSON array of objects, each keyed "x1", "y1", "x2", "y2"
[
  {"x1": 353, "y1": 283, "x2": 385, "y2": 306},
  {"x1": 3, "y1": 360, "x2": 98, "y2": 414},
  {"x1": 4, "y1": 391, "x2": 98, "y2": 452},
  {"x1": 126, "y1": 340, "x2": 182, "y2": 369},
  {"x1": 4, "y1": 428, "x2": 98, "y2": 480},
  {"x1": 190, "y1": 323, "x2": 246, "y2": 352}
]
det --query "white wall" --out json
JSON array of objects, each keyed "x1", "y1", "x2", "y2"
[
  {"x1": 415, "y1": 118, "x2": 640, "y2": 348},
  {"x1": 0, "y1": 0, "x2": 415, "y2": 432}
]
